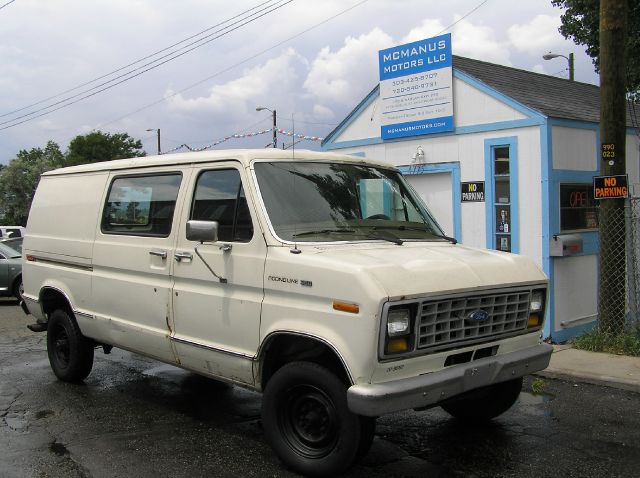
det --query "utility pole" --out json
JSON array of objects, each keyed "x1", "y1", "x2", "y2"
[
  {"x1": 568, "y1": 52, "x2": 575, "y2": 81},
  {"x1": 146, "y1": 128, "x2": 161, "y2": 155},
  {"x1": 256, "y1": 106, "x2": 278, "y2": 148},
  {"x1": 598, "y1": 0, "x2": 628, "y2": 333},
  {"x1": 272, "y1": 109, "x2": 277, "y2": 148}
]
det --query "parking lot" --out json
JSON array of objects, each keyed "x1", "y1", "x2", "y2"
[{"x1": 2, "y1": 299, "x2": 640, "y2": 478}]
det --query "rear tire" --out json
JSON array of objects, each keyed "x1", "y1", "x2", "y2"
[
  {"x1": 262, "y1": 361, "x2": 369, "y2": 477},
  {"x1": 47, "y1": 309, "x2": 94, "y2": 382},
  {"x1": 441, "y1": 377, "x2": 523, "y2": 422}
]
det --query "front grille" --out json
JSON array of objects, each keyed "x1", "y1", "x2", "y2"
[{"x1": 416, "y1": 290, "x2": 531, "y2": 350}]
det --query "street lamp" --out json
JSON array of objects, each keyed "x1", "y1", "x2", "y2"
[
  {"x1": 256, "y1": 106, "x2": 277, "y2": 148},
  {"x1": 146, "y1": 128, "x2": 161, "y2": 155},
  {"x1": 542, "y1": 52, "x2": 575, "y2": 81}
]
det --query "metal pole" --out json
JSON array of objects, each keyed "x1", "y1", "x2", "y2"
[
  {"x1": 568, "y1": 53, "x2": 575, "y2": 81},
  {"x1": 272, "y1": 110, "x2": 277, "y2": 148},
  {"x1": 156, "y1": 129, "x2": 161, "y2": 155}
]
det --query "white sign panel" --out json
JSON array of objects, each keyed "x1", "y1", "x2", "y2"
[{"x1": 378, "y1": 34, "x2": 453, "y2": 139}]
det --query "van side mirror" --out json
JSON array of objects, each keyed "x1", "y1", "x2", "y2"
[{"x1": 187, "y1": 220, "x2": 219, "y2": 243}]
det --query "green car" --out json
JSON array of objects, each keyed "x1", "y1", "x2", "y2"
[{"x1": 0, "y1": 237, "x2": 23, "y2": 300}]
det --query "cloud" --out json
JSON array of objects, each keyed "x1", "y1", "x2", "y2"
[
  {"x1": 312, "y1": 104, "x2": 335, "y2": 121},
  {"x1": 303, "y1": 28, "x2": 393, "y2": 106},
  {"x1": 449, "y1": 16, "x2": 511, "y2": 65},
  {"x1": 507, "y1": 14, "x2": 562, "y2": 54},
  {"x1": 167, "y1": 48, "x2": 306, "y2": 118},
  {"x1": 400, "y1": 19, "x2": 446, "y2": 44}
]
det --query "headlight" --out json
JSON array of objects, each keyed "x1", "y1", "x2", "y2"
[
  {"x1": 387, "y1": 308, "x2": 411, "y2": 336},
  {"x1": 530, "y1": 290, "x2": 544, "y2": 313},
  {"x1": 528, "y1": 289, "x2": 546, "y2": 329}
]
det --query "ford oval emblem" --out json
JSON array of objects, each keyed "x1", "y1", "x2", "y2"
[{"x1": 466, "y1": 309, "x2": 490, "y2": 323}]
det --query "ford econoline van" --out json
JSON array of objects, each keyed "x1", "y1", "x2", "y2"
[{"x1": 23, "y1": 149, "x2": 551, "y2": 477}]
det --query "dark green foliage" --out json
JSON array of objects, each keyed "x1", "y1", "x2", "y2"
[
  {"x1": 65, "y1": 131, "x2": 145, "y2": 166},
  {"x1": 0, "y1": 141, "x2": 65, "y2": 225},
  {"x1": 552, "y1": 0, "x2": 640, "y2": 100},
  {"x1": 0, "y1": 131, "x2": 146, "y2": 225}
]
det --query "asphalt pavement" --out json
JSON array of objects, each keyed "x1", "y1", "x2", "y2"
[{"x1": 2, "y1": 299, "x2": 640, "y2": 477}]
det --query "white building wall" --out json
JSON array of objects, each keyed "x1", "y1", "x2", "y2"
[
  {"x1": 452, "y1": 78, "x2": 527, "y2": 126},
  {"x1": 335, "y1": 76, "x2": 528, "y2": 143}
]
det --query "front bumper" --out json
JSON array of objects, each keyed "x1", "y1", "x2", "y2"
[{"x1": 347, "y1": 343, "x2": 553, "y2": 417}]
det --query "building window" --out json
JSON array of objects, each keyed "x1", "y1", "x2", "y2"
[
  {"x1": 559, "y1": 183, "x2": 598, "y2": 232},
  {"x1": 485, "y1": 137, "x2": 518, "y2": 253},
  {"x1": 493, "y1": 146, "x2": 512, "y2": 252}
]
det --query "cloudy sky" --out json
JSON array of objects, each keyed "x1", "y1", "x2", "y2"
[{"x1": 0, "y1": 0, "x2": 598, "y2": 162}]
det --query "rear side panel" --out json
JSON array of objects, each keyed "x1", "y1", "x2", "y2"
[{"x1": 23, "y1": 172, "x2": 108, "y2": 313}]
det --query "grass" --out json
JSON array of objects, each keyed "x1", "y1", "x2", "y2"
[
  {"x1": 570, "y1": 327, "x2": 640, "y2": 357},
  {"x1": 531, "y1": 377, "x2": 546, "y2": 394}
]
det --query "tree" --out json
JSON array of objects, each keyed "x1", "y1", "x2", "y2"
[
  {"x1": 551, "y1": 0, "x2": 640, "y2": 99},
  {"x1": 65, "y1": 130, "x2": 145, "y2": 166},
  {"x1": 0, "y1": 141, "x2": 65, "y2": 225}
]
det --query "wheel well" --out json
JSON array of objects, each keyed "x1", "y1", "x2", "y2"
[
  {"x1": 40, "y1": 288, "x2": 73, "y2": 318},
  {"x1": 260, "y1": 334, "x2": 351, "y2": 390}
]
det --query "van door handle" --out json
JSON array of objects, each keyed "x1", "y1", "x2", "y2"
[
  {"x1": 149, "y1": 249, "x2": 168, "y2": 259},
  {"x1": 175, "y1": 251, "x2": 193, "y2": 262}
]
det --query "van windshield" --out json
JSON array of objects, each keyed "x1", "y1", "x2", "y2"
[{"x1": 254, "y1": 161, "x2": 445, "y2": 243}]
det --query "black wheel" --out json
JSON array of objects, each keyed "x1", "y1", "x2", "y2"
[
  {"x1": 46, "y1": 309, "x2": 94, "y2": 382},
  {"x1": 441, "y1": 377, "x2": 523, "y2": 422},
  {"x1": 262, "y1": 362, "x2": 369, "y2": 477},
  {"x1": 355, "y1": 415, "x2": 376, "y2": 461},
  {"x1": 13, "y1": 277, "x2": 23, "y2": 301}
]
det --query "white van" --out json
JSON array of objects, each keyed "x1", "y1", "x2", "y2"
[{"x1": 23, "y1": 149, "x2": 551, "y2": 477}]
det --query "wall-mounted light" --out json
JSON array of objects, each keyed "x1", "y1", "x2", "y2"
[{"x1": 412, "y1": 145, "x2": 425, "y2": 163}]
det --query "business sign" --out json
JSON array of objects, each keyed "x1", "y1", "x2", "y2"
[
  {"x1": 461, "y1": 181, "x2": 485, "y2": 202},
  {"x1": 378, "y1": 33, "x2": 453, "y2": 140},
  {"x1": 593, "y1": 174, "x2": 628, "y2": 199}
]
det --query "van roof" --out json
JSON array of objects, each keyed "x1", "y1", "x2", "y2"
[{"x1": 42, "y1": 149, "x2": 397, "y2": 176}]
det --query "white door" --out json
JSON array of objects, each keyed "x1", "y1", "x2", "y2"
[
  {"x1": 406, "y1": 172, "x2": 454, "y2": 236},
  {"x1": 171, "y1": 164, "x2": 266, "y2": 385},
  {"x1": 91, "y1": 169, "x2": 188, "y2": 362}
]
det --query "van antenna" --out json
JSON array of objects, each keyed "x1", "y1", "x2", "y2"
[{"x1": 291, "y1": 112, "x2": 301, "y2": 254}]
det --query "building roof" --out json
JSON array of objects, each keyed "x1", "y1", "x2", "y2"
[
  {"x1": 323, "y1": 56, "x2": 639, "y2": 146},
  {"x1": 453, "y1": 56, "x2": 638, "y2": 127}
]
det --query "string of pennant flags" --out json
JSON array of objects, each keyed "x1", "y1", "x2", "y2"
[{"x1": 161, "y1": 128, "x2": 324, "y2": 154}]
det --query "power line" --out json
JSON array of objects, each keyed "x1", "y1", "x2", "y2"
[
  {"x1": 437, "y1": 0, "x2": 490, "y2": 34},
  {"x1": 99, "y1": 0, "x2": 370, "y2": 129},
  {"x1": 0, "y1": 0, "x2": 293, "y2": 131},
  {"x1": 0, "y1": 0, "x2": 16, "y2": 11},
  {"x1": 0, "y1": 0, "x2": 279, "y2": 120}
]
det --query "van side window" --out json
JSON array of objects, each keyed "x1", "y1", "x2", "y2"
[
  {"x1": 102, "y1": 174, "x2": 182, "y2": 237},
  {"x1": 191, "y1": 169, "x2": 253, "y2": 242}
]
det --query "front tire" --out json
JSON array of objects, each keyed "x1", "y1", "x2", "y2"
[
  {"x1": 440, "y1": 377, "x2": 523, "y2": 422},
  {"x1": 13, "y1": 277, "x2": 23, "y2": 301},
  {"x1": 262, "y1": 361, "x2": 371, "y2": 477},
  {"x1": 46, "y1": 309, "x2": 94, "y2": 382}
]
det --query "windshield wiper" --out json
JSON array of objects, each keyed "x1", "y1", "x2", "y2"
[
  {"x1": 366, "y1": 229, "x2": 403, "y2": 245},
  {"x1": 432, "y1": 233, "x2": 457, "y2": 244},
  {"x1": 292, "y1": 228, "x2": 356, "y2": 238},
  {"x1": 370, "y1": 225, "x2": 457, "y2": 244}
]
